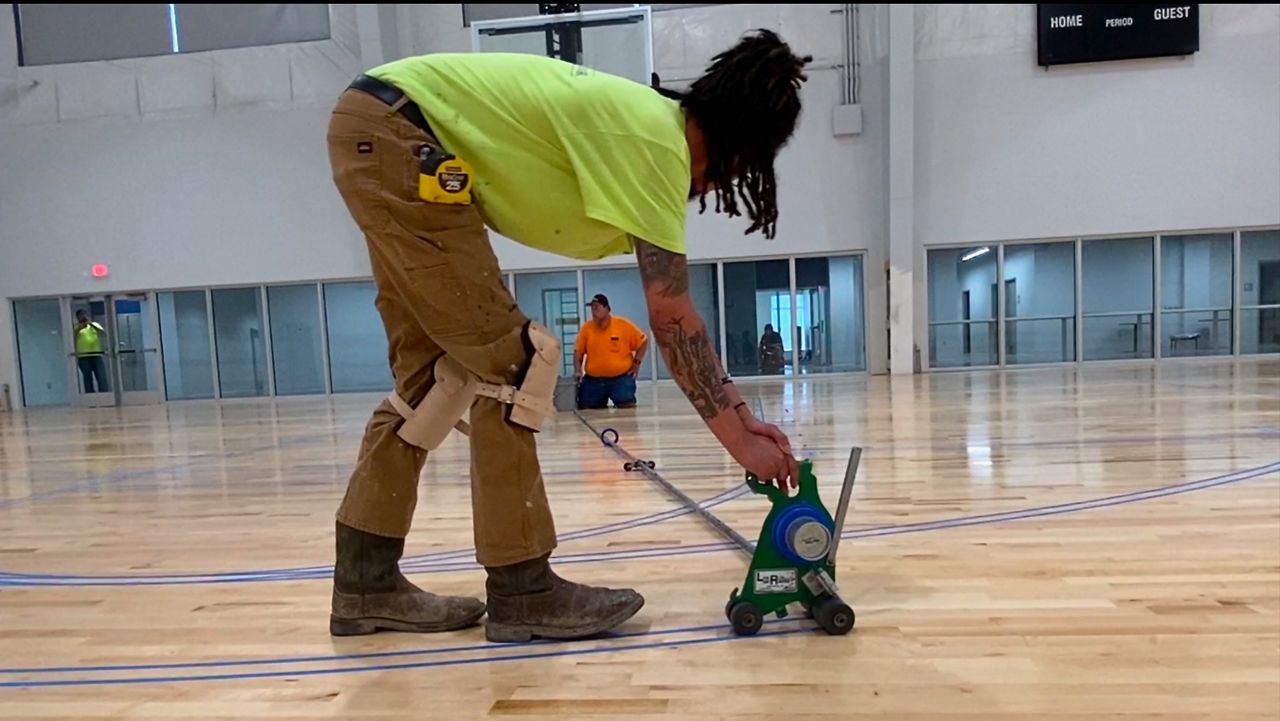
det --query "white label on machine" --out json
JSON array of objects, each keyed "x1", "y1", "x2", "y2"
[{"x1": 753, "y1": 569, "x2": 798, "y2": 594}]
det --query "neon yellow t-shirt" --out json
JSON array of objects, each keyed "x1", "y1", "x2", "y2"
[
  {"x1": 75, "y1": 323, "x2": 104, "y2": 356},
  {"x1": 368, "y1": 53, "x2": 690, "y2": 260}
]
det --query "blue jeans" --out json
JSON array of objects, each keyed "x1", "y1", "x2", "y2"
[
  {"x1": 577, "y1": 373, "x2": 637, "y2": 409},
  {"x1": 77, "y1": 355, "x2": 109, "y2": 393}
]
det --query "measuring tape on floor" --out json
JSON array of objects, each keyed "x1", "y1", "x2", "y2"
[{"x1": 572, "y1": 411, "x2": 757, "y2": 556}]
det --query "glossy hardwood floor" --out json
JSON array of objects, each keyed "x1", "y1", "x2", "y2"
[{"x1": 0, "y1": 360, "x2": 1277, "y2": 720}]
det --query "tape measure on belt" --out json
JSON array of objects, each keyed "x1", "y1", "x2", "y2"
[{"x1": 418, "y1": 145, "x2": 474, "y2": 206}]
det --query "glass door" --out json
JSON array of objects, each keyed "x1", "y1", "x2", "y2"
[
  {"x1": 112, "y1": 293, "x2": 162, "y2": 404},
  {"x1": 66, "y1": 296, "x2": 115, "y2": 407},
  {"x1": 65, "y1": 293, "x2": 162, "y2": 406}
]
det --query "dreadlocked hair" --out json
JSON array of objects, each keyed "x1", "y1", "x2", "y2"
[{"x1": 656, "y1": 29, "x2": 811, "y2": 239}]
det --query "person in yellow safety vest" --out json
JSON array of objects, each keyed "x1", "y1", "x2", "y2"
[{"x1": 74, "y1": 310, "x2": 109, "y2": 393}]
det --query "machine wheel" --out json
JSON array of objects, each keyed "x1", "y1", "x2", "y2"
[
  {"x1": 600, "y1": 428, "x2": 619, "y2": 446},
  {"x1": 728, "y1": 601, "x2": 763, "y2": 636},
  {"x1": 623, "y1": 462, "x2": 634, "y2": 472},
  {"x1": 812, "y1": 596, "x2": 855, "y2": 636},
  {"x1": 646, "y1": 460, "x2": 656, "y2": 469}
]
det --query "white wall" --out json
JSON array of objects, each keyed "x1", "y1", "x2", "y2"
[
  {"x1": 0, "y1": 3, "x2": 884, "y2": 393},
  {"x1": 912, "y1": 4, "x2": 1280, "y2": 363},
  {"x1": 0, "y1": 108, "x2": 369, "y2": 295},
  {"x1": 913, "y1": 4, "x2": 1280, "y2": 246}
]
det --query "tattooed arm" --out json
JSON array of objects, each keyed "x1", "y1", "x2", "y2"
[{"x1": 634, "y1": 239, "x2": 797, "y2": 485}]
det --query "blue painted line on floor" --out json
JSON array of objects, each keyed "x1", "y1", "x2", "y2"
[
  {"x1": 0, "y1": 461, "x2": 1273, "y2": 588},
  {"x1": 0, "y1": 625, "x2": 815, "y2": 688}
]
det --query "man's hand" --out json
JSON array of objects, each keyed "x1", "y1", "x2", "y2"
[
  {"x1": 631, "y1": 338, "x2": 649, "y2": 379},
  {"x1": 735, "y1": 406, "x2": 791, "y2": 452},
  {"x1": 732, "y1": 404, "x2": 797, "y2": 487},
  {"x1": 729, "y1": 430, "x2": 797, "y2": 489}
]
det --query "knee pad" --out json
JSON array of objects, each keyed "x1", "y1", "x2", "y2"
[
  {"x1": 388, "y1": 355, "x2": 477, "y2": 451},
  {"x1": 501, "y1": 321, "x2": 560, "y2": 431},
  {"x1": 387, "y1": 322, "x2": 561, "y2": 450}
]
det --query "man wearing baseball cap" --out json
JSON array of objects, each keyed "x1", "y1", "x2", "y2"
[{"x1": 574, "y1": 294, "x2": 648, "y2": 409}]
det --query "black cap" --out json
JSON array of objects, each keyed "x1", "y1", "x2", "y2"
[{"x1": 587, "y1": 293, "x2": 610, "y2": 309}]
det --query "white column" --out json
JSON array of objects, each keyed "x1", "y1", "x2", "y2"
[{"x1": 886, "y1": 4, "x2": 916, "y2": 374}]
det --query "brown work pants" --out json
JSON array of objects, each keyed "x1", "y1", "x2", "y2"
[{"x1": 326, "y1": 88, "x2": 557, "y2": 568}]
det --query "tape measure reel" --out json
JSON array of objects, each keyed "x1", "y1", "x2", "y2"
[
  {"x1": 418, "y1": 145, "x2": 474, "y2": 206},
  {"x1": 770, "y1": 503, "x2": 833, "y2": 565}
]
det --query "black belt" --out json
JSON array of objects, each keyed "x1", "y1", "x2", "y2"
[{"x1": 348, "y1": 74, "x2": 434, "y2": 137}]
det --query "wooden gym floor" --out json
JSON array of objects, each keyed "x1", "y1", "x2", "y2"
[{"x1": 0, "y1": 360, "x2": 1277, "y2": 720}]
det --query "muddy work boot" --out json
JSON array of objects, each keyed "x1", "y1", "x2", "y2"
[
  {"x1": 330, "y1": 522, "x2": 486, "y2": 636},
  {"x1": 483, "y1": 554, "x2": 644, "y2": 642}
]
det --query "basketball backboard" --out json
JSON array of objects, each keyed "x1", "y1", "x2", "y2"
[{"x1": 471, "y1": 6, "x2": 654, "y2": 86}]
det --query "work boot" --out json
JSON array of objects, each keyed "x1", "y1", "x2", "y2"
[
  {"x1": 483, "y1": 554, "x2": 644, "y2": 642},
  {"x1": 329, "y1": 522, "x2": 486, "y2": 636}
]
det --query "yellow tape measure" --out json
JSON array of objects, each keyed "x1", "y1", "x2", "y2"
[{"x1": 418, "y1": 145, "x2": 474, "y2": 205}]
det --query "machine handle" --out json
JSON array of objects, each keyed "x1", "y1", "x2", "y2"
[
  {"x1": 825, "y1": 447, "x2": 862, "y2": 567},
  {"x1": 744, "y1": 472, "x2": 786, "y2": 501},
  {"x1": 744, "y1": 458, "x2": 816, "y2": 500}
]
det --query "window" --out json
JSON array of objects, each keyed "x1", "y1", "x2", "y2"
[
  {"x1": 174, "y1": 5, "x2": 330, "y2": 54},
  {"x1": 1082, "y1": 237, "x2": 1154, "y2": 361},
  {"x1": 211, "y1": 287, "x2": 269, "y2": 398},
  {"x1": 324, "y1": 282, "x2": 393, "y2": 394},
  {"x1": 1240, "y1": 230, "x2": 1280, "y2": 355},
  {"x1": 462, "y1": 4, "x2": 714, "y2": 26},
  {"x1": 723, "y1": 260, "x2": 791, "y2": 376},
  {"x1": 14, "y1": 4, "x2": 330, "y2": 66},
  {"x1": 268, "y1": 284, "x2": 325, "y2": 396},
  {"x1": 927, "y1": 247, "x2": 998, "y2": 368},
  {"x1": 927, "y1": 230, "x2": 1263, "y2": 368},
  {"x1": 796, "y1": 256, "x2": 867, "y2": 373},
  {"x1": 13, "y1": 299, "x2": 68, "y2": 408},
  {"x1": 1160, "y1": 233, "x2": 1233, "y2": 358},
  {"x1": 1003, "y1": 242, "x2": 1077, "y2": 365},
  {"x1": 158, "y1": 290, "x2": 215, "y2": 400}
]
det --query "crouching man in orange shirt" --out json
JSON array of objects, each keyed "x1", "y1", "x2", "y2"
[{"x1": 574, "y1": 294, "x2": 648, "y2": 409}]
